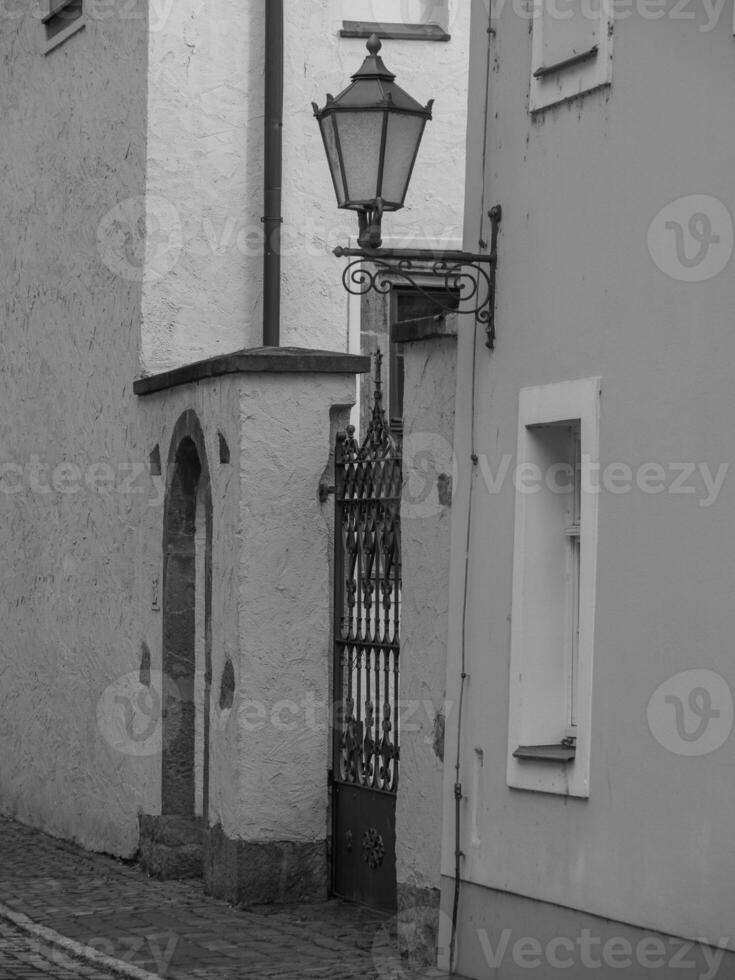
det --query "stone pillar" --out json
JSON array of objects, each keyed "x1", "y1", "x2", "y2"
[
  {"x1": 134, "y1": 348, "x2": 370, "y2": 903},
  {"x1": 392, "y1": 314, "x2": 458, "y2": 965},
  {"x1": 201, "y1": 351, "x2": 368, "y2": 904}
]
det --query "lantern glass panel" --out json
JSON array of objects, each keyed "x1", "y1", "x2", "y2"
[
  {"x1": 380, "y1": 112, "x2": 427, "y2": 208},
  {"x1": 320, "y1": 114, "x2": 347, "y2": 207},
  {"x1": 334, "y1": 109, "x2": 385, "y2": 206}
]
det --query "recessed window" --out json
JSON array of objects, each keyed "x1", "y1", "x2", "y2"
[
  {"x1": 341, "y1": 0, "x2": 450, "y2": 40},
  {"x1": 529, "y1": 0, "x2": 612, "y2": 112},
  {"x1": 43, "y1": 0, "x2": 85, "y2": 54},
  {"x1": 507, "y1": 378, "x2": 601, "y2": 798}
]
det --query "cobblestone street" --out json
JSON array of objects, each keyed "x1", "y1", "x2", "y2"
[{"x1": 0, "y1": 817, "x2": 435, "y2": 980}]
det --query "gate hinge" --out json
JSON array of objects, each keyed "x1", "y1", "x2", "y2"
[{"x1": 319, "y1": 481, "x2": 335, "y2": 503}]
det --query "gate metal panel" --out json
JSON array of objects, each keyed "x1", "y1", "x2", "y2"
[{"x1": 332, "y1": 353, "x2": 401, "y2": 912}]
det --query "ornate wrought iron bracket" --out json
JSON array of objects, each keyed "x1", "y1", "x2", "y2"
[{"x1": 333, "y1": 205, "x2": 502, "y2": 349}]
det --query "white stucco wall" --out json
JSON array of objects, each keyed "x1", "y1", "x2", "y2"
[
  {"x1": 396, "y1": 331, "x2": 457, "y2": 899},
  {"x1": 0, "y1": 4, "x2": 149, "y2": 854},
  {"x1": 442, "y1": 0, "x2": 735, "y2": 958},
  {"x1": 140, "y1": 0, "x2": 471, "y2": 371},
  {"x1": 233, "y1": 374, "x2": 354, "y2": 842},
  {"x1": 142, "y1": 0, "x2": 258, "y2": 371},
  {"x1": 138, "y1": 370, "x2": 355, "y2": 849}
]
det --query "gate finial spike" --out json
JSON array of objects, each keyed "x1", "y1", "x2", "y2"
[
  {"x1": 373, "y1": 349, "x2": 383, "y2": 398},
  {"x1": 361, "y1": 348, "x2": 394, "y2": 457}
]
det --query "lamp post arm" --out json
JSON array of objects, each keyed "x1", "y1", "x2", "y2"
[
  {"x1": 334, "y1": 246, "x2": 496, "y2": 265},
  {"x1": 333, "y1": 206, "x2": 503, "y2": 349}
]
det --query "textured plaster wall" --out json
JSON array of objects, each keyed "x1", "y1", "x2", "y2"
[
  {"x1": 137, "y1": 371, "x2": 355, "y2": 849},
  {"x1": 0, "y1": 5, "x2": 150, "y2": 854},
  {"x1": 396, "y1": 332, "x2": 457, "y2": 898},
  {"x1": 141, "y1": 0, "x2": 471, "y2": 370},
  {"x1": 136, "y1": 382, "x2": 242, "y2": 844},
  {"x1": 142, "y1": 0, "x2": 258, "y2": 371},
  {"x1": 232, "y1": 374, "x2": 354, "y2": 842},
  {"x1": 441, "y1": 0, "x2": 735, "y2": 957},
  {"x1": 0, "y1": 5, "x2": 356, "y2": 857}
]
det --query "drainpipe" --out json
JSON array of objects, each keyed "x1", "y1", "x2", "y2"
[{"x1": 262, "y1": 0, "x2": 283, "y2": 347}]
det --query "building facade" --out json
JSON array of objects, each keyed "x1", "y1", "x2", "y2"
[{"x1": 438, "y1": 1, "x2": 735, "y2": 976}]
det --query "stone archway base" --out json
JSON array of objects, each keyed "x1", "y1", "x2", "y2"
[
  {"x1": 138, "y1": 814, "x2": 203, "y2": 880},
  {"x1": 203, "y1": 823, "x2": 327, "y2": 904}
]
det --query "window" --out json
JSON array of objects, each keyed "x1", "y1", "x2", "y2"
[
  {"x1": 529, "y1": 0, "x2": 612, "y2": 112},
  {"x1": 507, "y1": 377, "x2": 601, "y2": 798},
  {"x1": 43, "y1": 0, "x2": 85, "y2": 54},
  {"x1": 341, "y1": 0, "x2": 450, "y2": 41}
]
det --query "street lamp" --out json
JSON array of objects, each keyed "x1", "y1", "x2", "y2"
[
  {"x1": 313, "y1": 35, "x2": 502, "y2": 348},
  {"x1": 312, "y1": 35, "x2": 433, "y2": 249}
]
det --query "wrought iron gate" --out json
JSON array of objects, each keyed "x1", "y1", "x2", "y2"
[{"x1": 331, "y1": 353, "x2": 401, "y2": 912}]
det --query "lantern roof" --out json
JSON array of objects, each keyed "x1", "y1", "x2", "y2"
[{"x1": 315, "y1": 35, "x2": 433, "y2": 118}]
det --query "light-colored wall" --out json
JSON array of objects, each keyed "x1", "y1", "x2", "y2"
[
  {"x1": 0, "y1": 4, "x2": 356, "y2": 858},
  {"x1": 396, "y1": 330, "x2": 457, "y2": 900},
  {"x1": 0, "y1": 4, "x2": 149, "y2": 854},
  {"x1": 142, "y1": 0, "x2": 258, "y2": 371},
  {"x1": 140, "y1": 371, "x2": 355, "y2": 848},
  {"x1": 141, "y1": 0, "x2": 471, "y2": 371},
  {"x1": 132, "y1": 380, "x2": 243, "y2": 849},
  {"x1": 232, "y1": 374, "x2": 354, "y2": 842},
  {"x1": 442, "y1": 0, "x2": 735, "y2": 961}
]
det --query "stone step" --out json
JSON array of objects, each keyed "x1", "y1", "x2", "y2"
[{"x1": 138, "y1": 814, "x2": 203, "y2": 881}]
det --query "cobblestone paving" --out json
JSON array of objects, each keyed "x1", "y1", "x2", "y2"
[
  {"x1": 0, "y1": 917, "x2": 121, "y2": 979},
  {"x1": 0, "y1": 817, "x2": 412, "y2": 979}
]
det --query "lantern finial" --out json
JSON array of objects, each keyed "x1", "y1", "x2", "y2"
[{"x1": 366, "y1": 33, "x2": 381, "y2": 56}]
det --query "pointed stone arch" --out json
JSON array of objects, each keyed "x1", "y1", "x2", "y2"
[{"x1": 160, "y1": 410, "x2": 212, "y2": 849}]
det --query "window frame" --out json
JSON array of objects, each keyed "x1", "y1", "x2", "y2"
[
  {"x1": 529, "y1": 0, "x2": 613, "y2": 113},
  {"x1": 42, "y1": 0, "x2": 86, "y2": 55},
  {"x1": 506, "y1": 377, "x2": 601, "y2": 798},
  {"x1": 565, "y1": 422, "x2": 581, "y2": 735},
  {"x1": 340, "y1": 0, "x2": 451, "y2": 41}
]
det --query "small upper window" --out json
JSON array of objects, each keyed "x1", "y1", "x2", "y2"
[
  {"x1": 529, "y1": 0, "x2": 612, "y2": 112},
  {"x1": 43, "y1": 0, "x2": 85, "y2": 55},
  {"x1": 341, "y1": 0, "x2": 450, "y2": 40}
]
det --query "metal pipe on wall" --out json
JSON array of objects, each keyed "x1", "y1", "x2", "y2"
[{"x1": 262, "y1": 0, "x2": 284, "y2": 347}]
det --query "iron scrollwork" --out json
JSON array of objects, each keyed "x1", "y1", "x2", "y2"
[
  {"x1": 335, "y1": 352, "x2": 401, "y2": 796},
  {"x1": 333, "y1": 205, "x2": 502, "y2": 349},
  {"x1": 362, "y1": 828, "x2": 385, "y2": 869}
]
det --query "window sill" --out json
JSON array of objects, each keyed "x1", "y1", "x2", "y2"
[
  {"x1": 513, "y1": 744, "x2": 576, "y2": 764},
  {"x1": 340, "y1": 21, "x2": 450, "y2": 42}
]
